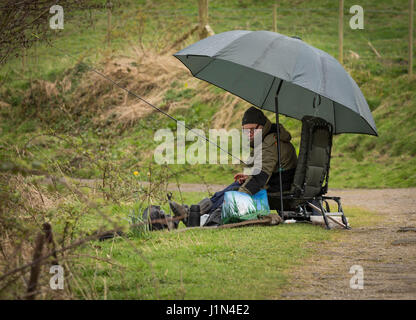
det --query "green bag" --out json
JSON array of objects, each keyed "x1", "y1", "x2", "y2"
[{"x1": 221, "y1": 189, "x2": 270, "y2": 224}]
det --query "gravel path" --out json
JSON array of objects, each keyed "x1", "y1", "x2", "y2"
[{"x1": 278, "y1": 188, "x2": 416, "y2": 299}]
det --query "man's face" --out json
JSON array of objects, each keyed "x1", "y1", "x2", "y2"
[{"x1": 242, "y1": 123, "x2": 263, "y2": 142}]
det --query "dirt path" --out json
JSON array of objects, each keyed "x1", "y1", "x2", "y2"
[{"x1": 277, "y1": 188, "x2": 416, "y2": 299}]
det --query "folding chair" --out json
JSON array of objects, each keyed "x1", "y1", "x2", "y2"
[{"x1": 267, "y1": 116, "x2": 350, "y2": 230}]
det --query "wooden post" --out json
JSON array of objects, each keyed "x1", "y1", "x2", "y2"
[
  {"x1": 22, "y1": 47, "x2": 26, "y2": 74},
  {"x1": 273, "y1": 2, "x2": 277, "y2": 32},
  {"x1": 198, "y1": 0, "x2": 209, "y2": 39},
  {"x1": 43, "y1": 222, "x2": 59, "y2": 265},
  {"x1": 26, "y1": 230, "x2": 45, "y2": 300},
  {"x1": 106, "y1": 1, "x2": 112, "y2": 47},
  {"x1": 409, "y1": 0, "x2": 414, "y2": 76},
  {"x1": 339, "y1": 0, "x2": 344, "y2": 64},
  {"x1": 26, "y1": 223, "x2": 58, "y2": 300},
  {"x1": 34, "y1": 39, "x2": 38, "y2": 74}
]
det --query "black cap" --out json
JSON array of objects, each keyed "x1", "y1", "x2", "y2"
[{"x1": 242, "y1": 106, "x2": 267, "y2": 126}]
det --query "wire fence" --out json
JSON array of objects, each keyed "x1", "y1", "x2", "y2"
[
  {"x1": 135, "y1": 1, "x2": 413, "y2": 72},
  {"x1": 139, "y1": 6, "x2": 410, "y2": 15},
  {"x1": 2, "y1": 1, "x2": 413, "y2": 78}
]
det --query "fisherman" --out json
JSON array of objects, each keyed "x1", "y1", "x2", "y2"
[{"x1": 170, "y1": 106, "x2": 298, "y2": 226}]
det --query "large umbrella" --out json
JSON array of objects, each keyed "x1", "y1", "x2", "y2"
[{"x1": 173, "y1": 30, "x2": 377, "y2": 211}]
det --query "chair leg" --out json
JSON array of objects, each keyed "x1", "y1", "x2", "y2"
[
  {"x1": 324, "y1": 200, "x2": 330, "y2": 212},
  {"x1": 335, "y1": 198, "x2": 351, "y2": 230},
  {"x1": 307, "y1": 200, "x2": 331, "y2": 229},
  {"x1": 318, "y1": 199, "x2": 331, "y2": 230}
]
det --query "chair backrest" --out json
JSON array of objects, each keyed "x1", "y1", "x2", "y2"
[{"x1": 291, "y1": 116, "x2": 333, "y2": 197}]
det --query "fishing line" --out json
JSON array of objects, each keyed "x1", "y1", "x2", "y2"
[{"x1": 31, "y1": 33, "x2": 247, "y2": 165}]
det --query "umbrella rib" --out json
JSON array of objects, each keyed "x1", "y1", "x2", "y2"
[
  {"x1": 189, "y1": 55, "x2": 216, "y2": 77},
  {"x1": 332, "y1": 100, "x2": 336, "y2": 134},
  {"x1": 260, "y1": 77, "x2": 277, "y2": 109}
]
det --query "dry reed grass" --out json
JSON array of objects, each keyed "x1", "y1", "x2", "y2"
[{"x1": 19, "y1": 47, "x2": 250, "y2": 130}]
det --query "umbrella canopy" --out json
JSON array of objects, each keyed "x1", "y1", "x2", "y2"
[{"x1": 174, "y1": 30, "x2": 377, "y2": 136}]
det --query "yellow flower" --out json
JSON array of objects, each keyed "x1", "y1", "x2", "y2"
[
  {"x1": 133, "y1": 171, "x2": 139, "y2": 176},
  {"x1": 184, "y1": 82, "x2": 188, "y2": 88}
]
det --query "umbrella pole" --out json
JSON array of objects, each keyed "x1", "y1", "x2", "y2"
[{"x1": 274, "y1": 80, "x2": 284, "y2": 214}]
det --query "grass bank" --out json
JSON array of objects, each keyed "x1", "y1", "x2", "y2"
[{"x1": 1, "y1": 0, "x2": 415, "y2": 188}]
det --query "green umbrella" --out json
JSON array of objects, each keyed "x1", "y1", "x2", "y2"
[{"x1": 174, "y1": 30, "x2": 377, "y2": 211}]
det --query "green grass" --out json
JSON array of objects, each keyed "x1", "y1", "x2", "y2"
[
  {"x1": 1, "y1": 0, "x2": 415, "y2": 188},
  {"x1": 70, "y1": 190, "x2": 379, "y2": 300},
  {"x1": 77, "y1": 223, "x2": 328, "y2": 299}
]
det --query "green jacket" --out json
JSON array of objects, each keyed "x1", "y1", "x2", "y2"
[{"x1": 238, "y1": 118, "x2": 298, "y2": 195}]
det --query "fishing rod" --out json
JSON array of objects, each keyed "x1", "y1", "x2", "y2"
[{"x1": 31, "y1": 33, "x2": 247, "y2": 165}]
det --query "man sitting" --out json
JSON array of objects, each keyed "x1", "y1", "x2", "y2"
[{"x1": 170, "y1": 106, "x2": 298, "y2": 226}]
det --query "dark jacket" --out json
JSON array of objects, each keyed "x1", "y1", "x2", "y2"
[{"x1": 238, "y1": 118, "x2": 297, "y2": 195}]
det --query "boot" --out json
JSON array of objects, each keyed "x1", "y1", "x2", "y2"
[
  {"x1": 169, "y1": 201, "x2": 190, "y2": 224},
  {"x1": 197, "y1": 198, "x2": 213, "y2": 216}
]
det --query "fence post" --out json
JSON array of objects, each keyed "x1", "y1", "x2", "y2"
[
  {"x1": 339, "y1": 0, "x2": 344, "y2": 64},
  {"x1": 22, "y1": 47, "x2": 26, "y2": 74},
  {"x1": 26, "y1": 223, "x2": 58, "y2": 300},
  {"x1": 26, "y1": 229, "x2": 45, "y2": 300},
  {"x1": 409, "y1": 0, "x2": 414, "y2": 76},
  {"x1": 273, "y1": 2, "x2": 277, "y2": 32},
  {"x1": 106, "y1": 1, "x2": 113, "y2": 47},
  {"x1": 198, "y1": 0, "x2": 209, "y2": 39},
  {"x1": 33, "y1": 38, "x2": 39, "y2": 74}
]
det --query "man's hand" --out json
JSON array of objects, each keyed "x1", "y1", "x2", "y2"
[{"x1": 234, "y1": 173, "x2": 248, "y2": 184}]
